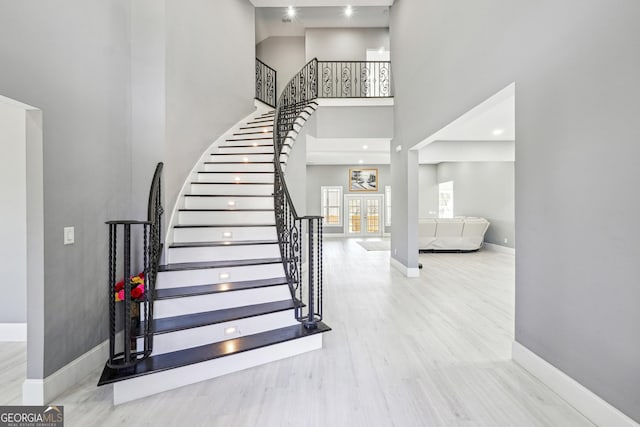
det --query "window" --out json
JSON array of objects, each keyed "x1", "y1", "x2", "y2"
[
  {"x1": 321, "y1": 186, "x2": 342, "y2": 226},
  {"x1": 438, "y1": 181, "x2": 454, "y2": 218},
  {"x1": 385, "y1": 185, "x2": 391, "y2": 227}
]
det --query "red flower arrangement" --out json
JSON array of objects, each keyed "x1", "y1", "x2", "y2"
[{"x1": 115, "y1": 272, "x2": 145, "y2": 302}]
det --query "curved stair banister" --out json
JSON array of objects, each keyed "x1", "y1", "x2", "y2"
[
  {"x1": 106, "y1": 162, "x2": 163, "y2": 368},
  {"x1": 273, "y1": 58, "x2": 324, "y2": 329}
]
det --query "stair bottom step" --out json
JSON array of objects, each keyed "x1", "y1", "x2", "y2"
[{"x1": 100, "y1": 322, "x2": 330, "y2": 404}]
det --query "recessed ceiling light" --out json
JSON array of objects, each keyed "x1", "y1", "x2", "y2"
[
  {"x1": 227, "y1": 200, "x2": 236, "y2": 207},
  {"x1": 362, "y1": 145, "x2": 368, "y2": 150},
  {"x1": 287, "y1": 6, "x2": 295, "y2": 18},
  {"x1": 222, "y1": 231, "x2": 233, "y2": 238},
  {"x1": 378, "y1": 47, "x2": 384, "y2": 54},
  {"x1": 242, "y1": 157, "x2": 249, "y2": 162},
  {"x1": 493, "y1": 128, "x2": 505, "y2": 136},
  {"x1": 345, "y1": 5, "x2": 353, "y2": 17},
  {"x1": 219, "y1": 272, "x2": 230, "y2": 280},
  {"x1": 358, "y1": 159, "x2": 364, "y2": 164},
  {"x1": 225, "y1": 326, "x2": 238, "y2": 335}
]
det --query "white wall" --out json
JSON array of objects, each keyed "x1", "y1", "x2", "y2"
[
  {"x1": 0, "y1": 99, "x2": 27, "y2": 325},
  {"x1": 305, "y1": 28, "x2": 389, "y2": 61},
  {"x1": 256, "y1": 36, "x2": 306, "y2": 98}
]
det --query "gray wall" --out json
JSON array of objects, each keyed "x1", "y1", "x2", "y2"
[
  {"x1": 0, "y1": 0, "x2": 132, "y2": 376},
  {"x1": 0, "y1": 99, "x2": 28, "y2": 324},
  {"x1": 306, "y1": 165, "x2": 390, "y2": 234},
  {"x1": 284, "y1": 115, "x2": 316, "y2": 217},
  {"x1": 256, "y1": 36, "x2": 306, "y2": 98},
  {"x1": 418, "y1": 165, "x2": 438, "y2": 219},
  {"x1": 437, "y1": 162, "x2": 515, "y2": 248},
  {"x1": 391, "y1": 0, "x2": 640, "y2": 421},
  {"x1": 305, "y1": 28, "x2": 390, "y2": 61},
  {"x1": 315, "y1": 106, "x2": 393, "y2": 139},
  {"x1": 165, "y1": 0, "x2": 256, "y2": 217},
  {"x1": 0, "y1": 0, "x2": 256, "y2": 379}
]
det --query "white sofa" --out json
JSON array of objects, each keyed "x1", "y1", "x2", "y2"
[{"x1": 418, "y1": 217, "x2": 490, "y2": 251}]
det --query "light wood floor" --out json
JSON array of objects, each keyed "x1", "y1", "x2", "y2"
[{"x1": 0, "y1": 239, "x2": 593, "y2": 426}]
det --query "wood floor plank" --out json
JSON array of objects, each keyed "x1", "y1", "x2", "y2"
[{"x1": 0, "y1": 239, "x2": 594, "y2": 426}]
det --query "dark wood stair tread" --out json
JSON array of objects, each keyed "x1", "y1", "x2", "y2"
[
  {"x1": 203, "y1": 161, "x2": 282, "y2": 165},
  {"x1": 135, "y1": 299, "x2": 298, "y2": 337},
  {"x1": 197, "y1": 171, "x2": 273, "y2": 174},
  {"x1": 184, "y1": 194, "x2": 273, "y2": 199},
  {"x1": 169, "y1": 239, "x2": 278, "y2": 248},
  {"x1": 155, "y1": 277, "x2": 288, "y2": 300},
  {"x1": 190, "y1": 182, "x2": 273, "y2": 185},
  {"x1": 178, "y1": 208, "x2": 273, "y2": 212},
  {"x1": 97, "y1": 322, "x2": 330, "y2": 386},
  {"x1": 173, "y1": 224, "x2": 275, "y2": 228},
  {"x1": 159, "y1": 258, "x2": 282, "y2": 272}
]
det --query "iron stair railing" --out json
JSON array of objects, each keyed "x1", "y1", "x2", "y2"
[
  {"x1": 273, "y1": 58, "x2": 324, "y2": 329},
  {"x1": 255, "y1": 58, "x2": 277, "y2": 108},
  {"x1": 106, "y1": 162, "x2": 163, "y2": 368},
  {"x1": 318, "y1": 61, "x2": 392, "y2": 98}
]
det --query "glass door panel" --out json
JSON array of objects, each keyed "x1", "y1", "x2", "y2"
[
  {"x1": 348, "y1": 198, "x2": 361, "y2": 234},
  {"x1": 366, "y1": 198, "x2": 380, "y2": 234}
]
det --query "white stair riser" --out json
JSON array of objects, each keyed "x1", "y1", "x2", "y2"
[
  {"x1": 184, "y1": 196, "x2": 273, "y2": 210},
  {"x1": 156, "y1": 263, "x2": 285, "y2": 289},
  {"x1": 178, "y1": 210, "x2": 275, "y2": 225},
  {"x1": 209, "y1": 154, "x2": 273, "y2": 163},
  {"x1": 113, "y1": 334, "x2": 323, "y2": 405},
  {"x1": 166, "y1": 243, "x2": 280, "y2": 264},
  {"x1": 219, "y1": 147, "x2": 274, "y2": 155},
  {"x1": 154, "y1": 286, "x2": 292, "y2": 318},
  {"x1": 203, "y1": 163, "x2": 273, "y2": 173},
  {"x1": 137, "y1": 310, "x2": 298, "y2": 355},
  {"x1": 172, "y1": 226, "x2": 276, "y2": 243},
  {"x1": 190, "y1": 183, "x2": 273, "y2": 196},
  {"x1": 226, "y1": 135, "x2": 273, "y2": 143},
  {"x1": 196, "y1": 173, "x2": 274, "y2": 183}
]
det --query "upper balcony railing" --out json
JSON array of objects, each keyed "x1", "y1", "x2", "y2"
[
  {"x1": 318, "y1": 61, "x2": 392, "y2": 98},
  {"x1": 255, "y1": 58, "x2": 277, "y2": 108}
]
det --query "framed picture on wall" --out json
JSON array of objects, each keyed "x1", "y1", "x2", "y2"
[{"x1": 349, "y1": 168, "x2": 378, "y2": 192}]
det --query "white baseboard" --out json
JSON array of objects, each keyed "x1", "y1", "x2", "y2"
[
  {"x1": 483, "y1": 242, "x2": 515, "y2": 255},
  {"x1": 23, "y1": 339, "x2": 109, "y2": 405},
  {"x1": 512, "y1": 341, "x2": 639, "y2": 427},
  {"x1": 390, "y1": 257, "x2": 420, "y2": 278},
  {"x1": 0, "y1": 323, "x2": 27, "y2": 342}
]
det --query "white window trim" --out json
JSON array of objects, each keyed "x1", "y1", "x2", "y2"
[
  {"x1": 321, "y1": 186, "x2": 343, "y2": 227},
  {"x1": 384, "y1": 185, "x2": 391, "y2": 227}
]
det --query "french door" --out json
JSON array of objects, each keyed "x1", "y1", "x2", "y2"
[{"x1": 344, "y1": 195, "x2": 384, "y2": 236}]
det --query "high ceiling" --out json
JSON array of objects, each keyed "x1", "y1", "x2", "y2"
[{"x1": 255, "y1": 6, "x2": 390, "y2": 43}]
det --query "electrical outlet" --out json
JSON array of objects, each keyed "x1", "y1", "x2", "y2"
[
  {"x1": 504, "y1": 237, "x2": 508, "y2": 244},
  {"x1": 64, "y1": 227, "x2": 75, "y2": 245},
  {"x1": 394, "y1": 248, "x2": 397, "y2": 255}
]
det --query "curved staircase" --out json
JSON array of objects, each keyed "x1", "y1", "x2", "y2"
[{"x1": 98, "y1": 104, "x2": 329, "y2": 405}]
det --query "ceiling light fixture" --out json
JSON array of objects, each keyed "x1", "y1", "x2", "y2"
[
  {"x1": 287, "y1": 6, "x2": 296, "y2": 18},
  {"x1": 493, "y1": 128, "x2": 505, "y2": 136},
  {"x1": 358, "y1": 159, "x2": 364, "y2": 164},
  {"x1": 345, "y1": 5, "x2": 353, "y2": 17},
  {"x1": 362, "y1": 145, "x2": 368, "y2": 150}
]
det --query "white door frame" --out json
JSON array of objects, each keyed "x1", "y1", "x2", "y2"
[{"x1": 344, "y1": 194, "x2": 384, "y2": 237}]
